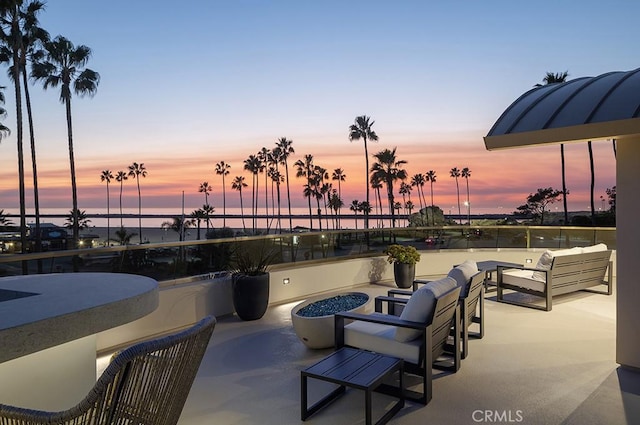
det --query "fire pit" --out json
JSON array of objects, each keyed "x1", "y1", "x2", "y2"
[{"x1": 291, "y1": 292, "x2": 370, "y2": 349}]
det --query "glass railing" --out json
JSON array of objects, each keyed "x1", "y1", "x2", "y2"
[{"x1": 0, "y1": 225, "x2": 616, "y2": 281}]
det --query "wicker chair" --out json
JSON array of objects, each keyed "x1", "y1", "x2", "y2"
[{"x1": 0, "y1": 315, "x2": 216, "y2": 425}]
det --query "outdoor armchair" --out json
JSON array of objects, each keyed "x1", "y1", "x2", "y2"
[
  {"x1": 335, "y1": 278, "x2": 461, "y2": 405},
  {"x1": 0, "y1": 315, "x2": 216, "y2": 425}
]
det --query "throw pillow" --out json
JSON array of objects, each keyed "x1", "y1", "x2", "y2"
[
  {"x1": 532, "y1": 250, "x2": 554, "y2": 281},
  {"x1": 395, "y1": 276, "x2": 457, "y2": 342}
]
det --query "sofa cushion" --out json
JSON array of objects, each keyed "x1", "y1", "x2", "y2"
[
  {"x1": 394, "y1": 276, "x2": 457, "y2": 342},
  {"x1": 532, "y1": 247, "x2": 582, "y2": 281},
  {"x1": 448, "y1": 260, "x2": 478, "y2": 297},
  {"x1": 502, "y1": 269, "x2": 546, "y2": 292},
  {"x1": 582, "y1": 243, "x2": 608, "y2": 253}
]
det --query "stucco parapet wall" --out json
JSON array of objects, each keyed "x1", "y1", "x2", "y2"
[{"x1": 0, "y1": 272, "x2": 158, "y2": 363}]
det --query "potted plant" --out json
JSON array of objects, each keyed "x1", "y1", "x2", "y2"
[
  {"x1": 229, "y1": 239, "x2": 279, "y2": 320},
  {"x1": 384, "y1": 244, "x2": 421, "y2": 288}
]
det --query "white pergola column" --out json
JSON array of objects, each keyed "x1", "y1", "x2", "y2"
[{"x1": 616, "y1": 136, "x2": 640, "y2": 369}]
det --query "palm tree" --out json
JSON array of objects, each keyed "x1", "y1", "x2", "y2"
[
  {"x1": 201, "y1": 203, "x2": 214, "y2": 232},
  {"x1": 190, "y1": 208, "x2": 207, "y2": 240},
  {"x1": 198, "y1": 181, "x2": 212, "y2": 206},
  {"x1": 349, "y1": 200, "x2": 360, "y2": 230},
  {"x1": 450, "y1": 167, "x2": 462, "y2": 223},
  {"x1": 275, "y1": 137, "x2": 295, "y2": 232},
  {"x1": 64, "y1": 209, "x2": 91, "y2": 232},
  {"x1": 100, "y1": 170, "x2": 114, "y2": 246},
  {"x1": 258, "y1": 147, "x2": 270, "y2": 230},
  {"x1": 127, "y1": 162, "x2": 147, "y2": 244},
  {"x1": 215, "y1": 161, "x2": 230, "y2": 227},
  {"x1": 0, "y1": 4, "x2": 32, "y2": 259},
  {"x1": 31, "y1": 35, "x2": 100, "y2": 248},
  {"x1": 231, "y1": 175, "x2": 247, "y2": 232},
  {"x1": 328, "y1": 189, "x2": 343, "y2": 229},
  {"x1": 243, "y1": 154, "x2": 260, "y2": 233},
  {"x1": 410, "y1": 173, "x2": 426, "y2": 212},
  {"x1": 268, "y1": 159, "x2": 284, "y2": 232},
  {"x1": 113, "y1": 226, "x2": 136, "y2": 246},
  {"x1": 370, "y1": 175, "x2": 384, "y2": 228},
  {"x1": 426, "y1": 170, "x2": 437, "y2": 226},
  {"x1": 370, "y1": 147, "x2": 407, "y2": 228},
  {"x1": 349, "y1": 115, "x2": 378, "y2": 230},
  {"x1": 0, "y1": 1, "x2": 48, "y2": 258},
  {"x1": 295, "y1": 154, "x2": 315, "y2": 230},
  {"x1": 461, "y1": 167, "x2": 472, "y2": 225},
  {"x1": 115, "y1": 170, "x2": 128, "y2": 228},
  {"x1": 161, "y1": 216, "x2": 194, "y2": 242},
  {"x1": 332, "y1": 168, "x2": 346, "y2": 228},
  {"x1": 538, "y1": 71, "x2": 569, "y2": 224}
]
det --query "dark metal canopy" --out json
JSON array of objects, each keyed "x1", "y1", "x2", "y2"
[{"x1": 484, "y1": 67, "x2": 640, "y2": 150}]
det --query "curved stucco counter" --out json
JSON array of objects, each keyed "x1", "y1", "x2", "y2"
[{"x1": 0, "y1": 272, "x2": 158, "y2": 410}]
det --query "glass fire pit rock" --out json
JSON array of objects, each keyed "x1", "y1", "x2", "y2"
[{"x1": 291, "y1": 292, "x2": 370, "y2": 349}]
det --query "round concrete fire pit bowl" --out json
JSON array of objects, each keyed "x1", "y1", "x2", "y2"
[{"x1": 291, "y1": 292, "x2": 370, "y2": 349}]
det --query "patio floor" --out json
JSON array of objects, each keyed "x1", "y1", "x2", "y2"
[{"x1": 176, "y1": 278, "x2": 640, "y2": 425}]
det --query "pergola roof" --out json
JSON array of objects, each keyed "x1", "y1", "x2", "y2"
[{"x1": 484, "y1": 67, "x2": 640, "y2": 150}]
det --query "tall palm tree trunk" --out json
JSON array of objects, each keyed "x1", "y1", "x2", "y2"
[
  {"x1": 364, "y1": 139, "x2": 370, "y2": 230},
  {"x1": 119, "y1": 180, "x2": 124, "y2": 228},
  {"x1": 105, "y1": 182, "x2": 110, "y2": 245},
  {"x1": 285, "y1": 163, "x2": 293, "y2": 232},
  {"x1": 239, "y1": 189, "x2": 246, "y2": 232},
  {"x1": 65, "y1": 97, "x2": 79, "y2": 249},
  {"x1": 135, "y1": 176, "x2": 142, "y2": 244},
  {"x1": 561, "y1": 144, "x2": 569, "y2": 224},
  {"x1": 455, "y1": 179, "x2": 461, "y2": 224},
  {"x1": 12, "y1": 52, "x2": 27, "y2": 271},
  {"x1": 22, "y1": 71, "x2": 41, "y2": 261}
]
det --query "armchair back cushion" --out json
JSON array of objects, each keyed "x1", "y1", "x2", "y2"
[
  {"x1": 447, "y1": 260, "x2": 479, "y2": 297},
  {"x1": 395, "y1": 276, "x2": 457, "y2": 342}
]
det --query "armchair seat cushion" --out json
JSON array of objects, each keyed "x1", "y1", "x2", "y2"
[
  {"x1": 344, "y1": 313, "x2": 422, "y2": 364},
  {"x1": 502, "y1": 269, "x2": 545, "y2": 292}
]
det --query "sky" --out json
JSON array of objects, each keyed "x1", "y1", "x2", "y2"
[{"x1": 0, "y1": 0, "x2": 634, "y2": 221}]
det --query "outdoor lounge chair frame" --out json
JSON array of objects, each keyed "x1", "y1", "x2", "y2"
[
  {"x1": 334, "y1": 286, "x2": 461, "y2": 405},
  {"x1": 0, "y1": 315, "x2": 216, "y2": 425}
]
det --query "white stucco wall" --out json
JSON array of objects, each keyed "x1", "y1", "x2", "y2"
[{"x1": 616, "y1": 138, "x2": 639, "y2": 369}]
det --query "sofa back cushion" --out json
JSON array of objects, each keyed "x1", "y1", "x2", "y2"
[
  {"x1": 581, "y1": 243, "x2": 608, "y2": 253},
  {"x1": 447, "y1": 260, "x2": 479, "y2": 297},
  {"x1": 394, "y1": 276, "x2": 457, "y2": 342},
  {"x1": 532, "y1": 247, "x2": 583, "y2": 281}
]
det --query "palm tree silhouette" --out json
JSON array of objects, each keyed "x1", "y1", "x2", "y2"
[
  {"x1": 115, "y1": 170, "x2": 128, "y2": 228},
  {"x1": 244, "y1": 154, "x2": 260, "y2": 233},
  {"x1": 426, "y1": 170, "x2": 437, "y2": 226},
  {"x1": 332, "y1": 168, "x2": 346, "y2": 228},
  {"x1": 128, "y1": 162, "x2": 147, "y2": 244},
  {"x1": 215, "y1": 161, "x2": 231, "y2": 227},
  {"x1": 450, "y1": 167, "x2": 462, "y2": 223},
  {"x1": 276, "y1": 137, "x2": 295, "y2": 232},
  {"x1": 0, "y1": 2, "x2": 48, "y2": 259},
  {"x1": 201, "y1": 204, "x2": 214, "y2": 233},
  {"x1": 100, "y1": 170, "x2": 114, "y2": 245},
  {"x1": 349, "y1": 200, "x2": 360, "y2": 230},
  {"x1": 32, "y1": 35, "x2": 100, "y2": 249},
  {"x1": 0, "y1": 3, "x2": 46, "y2": 262},
  {"x1": 349, "y1": 116, "x2": 378, "y2": 230},
  {"x1": 199, "y1": 181, "x2": 212, "y2": 206},
  {"x1": 370, "y1": 147, "x2": 407, "y2": 228},
  {"x1": 410, "y1": 173, "x2": 426, "y2": 212},
  {"x1": 258, "y1": 147, "x2": 270, "y2": 230},
  {"x1": 370, "y1": 176, "x2": 384, "y2": 228},
  {"x1": 295, "y1": 154, "x2": 315, "y2": 230},
  {"x1": 231, "y1": 175, "x2": 248, "y2": 232},
  {"x1": 461, "y1": 167, "x2": 471, "y2": 225},
  {"x1": 538, "y1": 71, "x2": 569, "y2": 224}
]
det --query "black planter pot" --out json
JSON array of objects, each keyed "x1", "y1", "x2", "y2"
[
  {"x1": 393, "y1": 263, "x2": 416, "y2": 288},
  {"x1": 232, "y1": 272, "x2": 270, "y2": 321}
]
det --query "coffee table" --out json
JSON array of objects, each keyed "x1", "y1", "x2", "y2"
[
  {"x1": 476, "y1": 260, "x2": 522, "y2": 292},
  {"x1": 301, "y1": 347, "x2": 404, "y2": 425}
]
